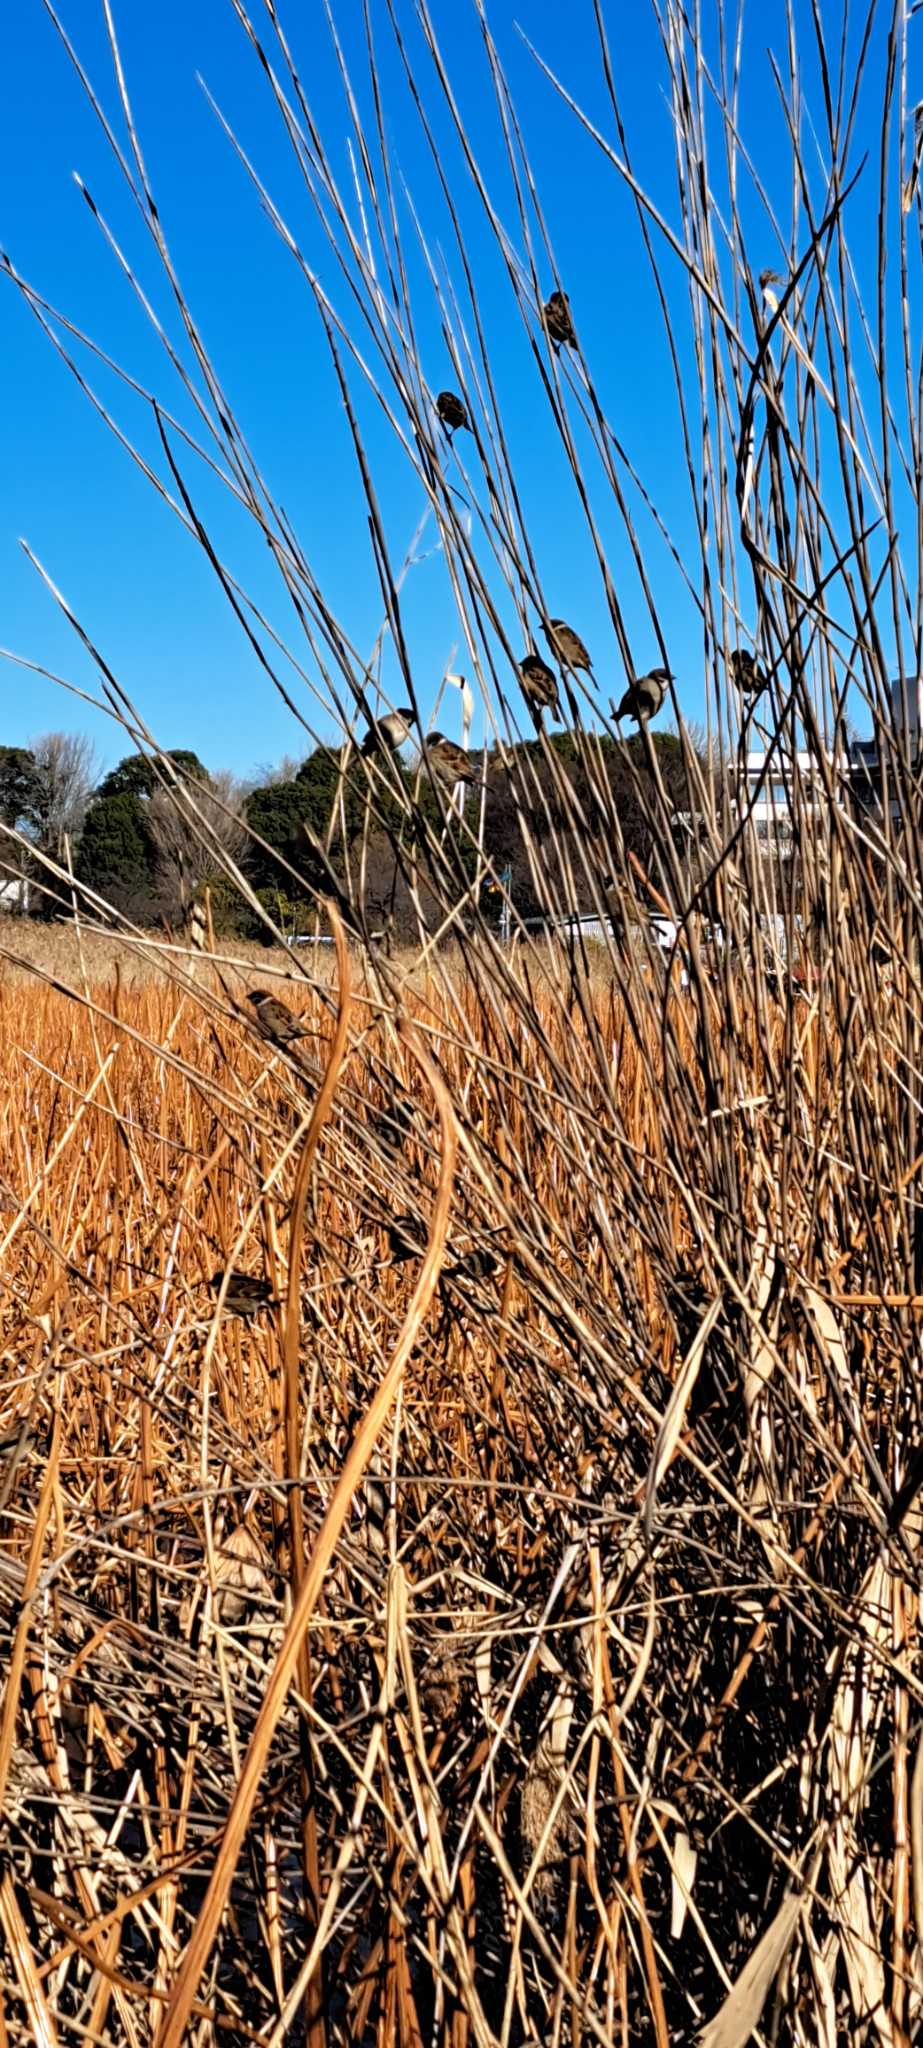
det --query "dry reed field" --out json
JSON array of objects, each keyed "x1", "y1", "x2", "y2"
[
  {"x1": 0, "y1": 937, "x2": 918, "y2": 2046},
  {"x1": 7, "y1": 0, "x2": 923, "y2": 2041}
]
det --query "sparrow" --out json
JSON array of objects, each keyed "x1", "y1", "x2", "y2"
[
  {"x1": 543, "y1": 290, "x2": 577, "y2": 349},
  {"x1": 436, "y1": 389, "x2": 470, "y2": 436},
  {"x1": 614, "y1": 667, "x2": 671, "y2": 724},
  {"x1": 209, "y1": 1269, "x2": 278, "y2": 1317},
  {"x1": 519, "y1": 652, "x2": 560, "y2": 719},
  {"x1": 0, "y1": 1420, "x2": 44, "y2": 1459},
  {"x1": 247, "y1": 988, "x2": 308, "y2": 1045},
  {"x1": 374, "y1": 1096, "x2": 417, "y2": 1154},
  {"x1": 387, "y1": 1219, "x2": 499, "y2": 1290},
  {"x1": 444, "y1": 1246, "x2": 500, "y2": 1286},
  {"x1": 425, "y1": 734, "x2": 475, "y2": 785},
  {"x1": 362, "y1": 708, "x2": 415, "y2": 754},
  {"x1": 388, "y1": 1215, "x2": 428, "y2": 1262},
  {"x1": 730, "y1": 649, "x2": 767, "y2": 695},
  {"x1": 543, "y1": 618, "x2": 592, "y2": 673}
]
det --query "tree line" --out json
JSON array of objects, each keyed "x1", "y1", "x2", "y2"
[{"x1": 0, "y1": 726, "x2": 693, "y2": 939}]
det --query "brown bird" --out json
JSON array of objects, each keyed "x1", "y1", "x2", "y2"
[
  {"x1": 388, "y1": 1214, "x2": 428, "y2": 1262},
  {"x1": 388, "y1": 1218, "x2": 498, "y2": 1291},
  {"x1": 519, "y1": 652, "x2": 560, "y2": 720},
  {"x1": 425, "y1": 733, "x2": 475, "y2": 785},
  {"x1": 210, "y1": 1269, "x2": 278, "y2": 1317},
  {"x1": 373, "y1": 1097, "x2": 416, "y2": 1156},
  {"x1": 543, "y1": 618, "x2": 592, "y2": 673},
  {"x1": 247, "y1": 988, "x2": 308, "y2": 1046},
  {"x1": 436, "y1": 389, "x2": 470, "y2": 436},
  {"x1": 362, "y1": 707, "x2": 415, "y2": 754},
  {"x1": 614, "y1": 666, "x2": 671, "y2": 724},
  {"x1": 0, "y1": 1420, "x2": 44, "y2": 1460},
  {"x1": 444, "y1": 1246, "x2": 500, "y2": 1286},
  {"x1": 730, "y1": 649, "x2": 767, "y2": 695},
  {"x1": 543, "y1": 290, "x2": 577, "y2": 349}
]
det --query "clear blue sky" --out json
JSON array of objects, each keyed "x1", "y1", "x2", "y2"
[{"x1": 0, "y1": 2, "x2": 897, "y2": 778}]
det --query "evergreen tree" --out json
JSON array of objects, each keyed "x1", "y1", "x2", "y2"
[
  {"x1": 74, "y1": 749, "x2": 208, "y2": 913},
  {"x1": 75, "y1": 790, "x2": 156, "y2": 900},
  {"x1": 244, "y1": 780, "x2": 309, "y2": 891},
  {"x1": 0, "y1": 747, "x2": 42, "y2": 832},
  {"x1": 97, "y1": 749, "x2": 208, "y2": 802}
]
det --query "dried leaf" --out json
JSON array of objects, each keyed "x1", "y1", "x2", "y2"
[
  {"x1": 644, "y1": 1295, "x2": 723, "y2": 1538},
  {"x1": 698, "y1": 1891, "x2": 801, "y2": 2048},
  {"x1": 670, "y1": 1828, "x2": 698, "y2": 1939}
]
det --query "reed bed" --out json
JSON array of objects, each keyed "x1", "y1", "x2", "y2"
[{"x1": 0, "y1": 949, "x2": 917, "y2": 2046}]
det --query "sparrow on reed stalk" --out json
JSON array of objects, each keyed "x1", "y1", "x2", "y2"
[
  {"x1": 519, "y1": 652, "x2": 560, "y2": 720},
  {"x1": 436, "y1": 390, "x2": 470, "y2": 436},
  {"x1": 362, "y1": 708, "x2": 414, "y2": 754},
  {"x1": 444, "y1": 1246, "x2": 500, "y2": 1285},
  {"x1": 0, "y1": 1420, "x2": 44, "y2": 1459},
  {"x1": 388, "y1": 1215, "x2": 428, "y2": 1262},
  {"x1": 730, "y1": 649, "x2": 767, "y2": 695},
  {"x1": 425, "y1": 734, "x2": 475, "y2": 785},
  {"x1": 543, "y1": 618, "x2": 593, "y2": 673},
  {"x1": 543, "y1": 290, "x2": 577, "y2": 349},
  {"x1": 615, "y1": 667, "x2": 671, "y2": 724},
  {"x1": 387, "y1": 1218, "x2": 500, "y2": 1290},
  {"x1": 247, "y1": 988, "x2": 308, "y2": 1046},
  {"x1": 210, "y1": 1269, "x2": 278, "y2": 1317}
]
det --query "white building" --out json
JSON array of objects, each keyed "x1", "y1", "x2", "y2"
[
  {"x1": 0, "y1": 875, "x2": 30, "y2": 915},
  {"x1": 735, "y1": 749, "x2": 828, "y2": 850}
]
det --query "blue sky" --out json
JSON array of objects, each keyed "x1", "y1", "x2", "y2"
[{"x1": 0, "y1": 1, "x2": 903, "y2": 778}]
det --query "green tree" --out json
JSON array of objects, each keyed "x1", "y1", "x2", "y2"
[
  {"x1": 244, "y1": 749, "x2": 347, "y2": 886},
  {"x1": 295, "y1": 747, "x2": 349, "y2": 833},
  {"x1": 244, "y1": 780, "x2": 309, "y2": 891},
  {"x1": 0, "y1": 747, "x2": 42, "y2": 831},
  {"x1": 74, "y1": 749, "x2": 209, "y2": 914},
  {"x1": 74, "y1": 790, "x2": 156, "y2": 901},
  {"x1": 97, "y1": 749, "x2": 208, "y2": 802}
]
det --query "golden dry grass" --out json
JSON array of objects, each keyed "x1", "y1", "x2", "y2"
[{"x1": 0, "y1": 939, "x2": 912, "y2": 2044}]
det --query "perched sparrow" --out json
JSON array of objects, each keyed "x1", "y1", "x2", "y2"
[
  {"x1": 388, "y1": 1218, "x2": 498, "y2": 1289},
  {"x1": 388, "y1": 1215, "x2": 428, "y2": 1262},
  {"x1": 519, "y1": 652, "x2": 560, "y2": 719},
  {"x1": 425, "y1": 734, "x2": 475, "y2": 785},
  {"x1": 543, "y1": 290, "x2": 577, "y2": 349},
  {"x1": 444, "y1": 1245, "x2": 500, "y2": 1285},
  {"x1": 436, "y1": 389, "x2": 470, "y2": 435},
  {"x1": 247, "y1": 988, "x2": 308, "y2": 1046},
  {"x1": 374, "y1": 1097, "x2": 417, "y2": 1154},
  {"x1": 615, "y1": 667, "x2": 671, "y2": 723},
  {"x1": 362, "y1": 707, "x2": 415, "y2": 754},
  {"x1": 543, "y1": 618, "x2": 592, "y2": 673},
  {"x1": 730, "y1": 649, "x2": 767, "y2": 695},
  {"x1": 210, "y1": 1269, "x2": 278, "y2": 1317},
  {"x1": 0, "y1": 1419, "x2": 44, "y2": 1459}
]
